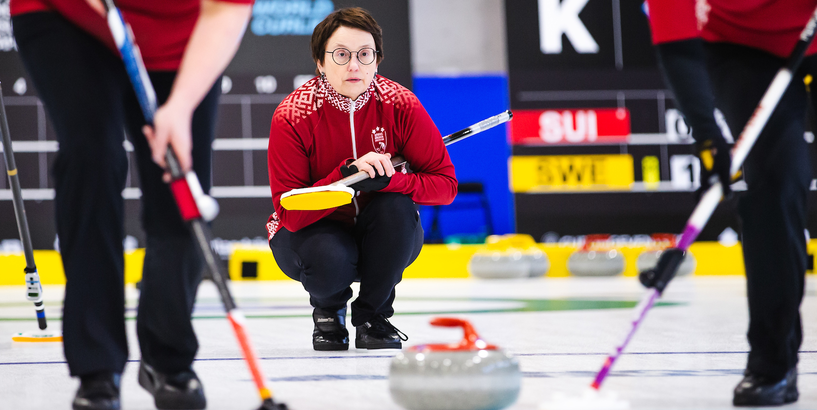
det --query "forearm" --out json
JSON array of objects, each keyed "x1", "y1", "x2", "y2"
[
  {"x1": 166, "y1": 0, "x2": 252, "y2": 112},
  {"x1": 382, "y1": 172, "x2": 457, "y2": 205},
  {"x1": 656, "y1": 39, "x2": 722, "y2": 142}
]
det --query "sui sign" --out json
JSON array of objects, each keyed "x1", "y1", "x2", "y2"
[{"x1": 510, "y1": 109, "x2": 631, "y2": 145}]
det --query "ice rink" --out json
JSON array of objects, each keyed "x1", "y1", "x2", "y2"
[{"x1": 1, "y1": 275, "x2": 816, "y2": 409}]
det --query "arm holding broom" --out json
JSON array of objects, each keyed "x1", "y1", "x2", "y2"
[
  {"x1": 140, "y1": 0, "x2": 252, "y2": 177},
  {"x1": 645, "y1": 0, "x2": 733, "y2": 198}
]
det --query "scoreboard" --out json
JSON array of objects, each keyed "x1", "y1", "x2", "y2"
[{"x1": 505, "y1": 0, "x2": 817, "y2": 242}]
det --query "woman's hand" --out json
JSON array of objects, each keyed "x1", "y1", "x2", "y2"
[
  {"x1": 350, "y1": 152, "x2": 395, "y2": 179},
  {"x1": 143, "y1": 99, "x2": 195, "y2": 181}
]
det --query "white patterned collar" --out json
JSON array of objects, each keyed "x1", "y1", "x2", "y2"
[{"x1": 319, "y1": 75, "x2": 375, "y2": 113}]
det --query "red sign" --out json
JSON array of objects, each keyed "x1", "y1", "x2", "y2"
[{"x1": 510, "y1": 108, "x2": 631, "y2": 145}]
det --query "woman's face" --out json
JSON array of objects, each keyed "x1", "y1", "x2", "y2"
[{"x1": 317, "y1": 26, "x2": 378, "y2": 100}]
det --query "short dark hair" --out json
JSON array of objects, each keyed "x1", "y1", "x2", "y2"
[{"x1": 311, "y1": 7, "x2": 383, "y2": 74}]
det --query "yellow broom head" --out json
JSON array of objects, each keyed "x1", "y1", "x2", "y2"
[{"x1": 280, "y1": 185, "x2": 355, "y2": 211}]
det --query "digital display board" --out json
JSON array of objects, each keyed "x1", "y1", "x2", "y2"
[{"x1": 505, "y1": 0, "x2": 817, "y2": 242}]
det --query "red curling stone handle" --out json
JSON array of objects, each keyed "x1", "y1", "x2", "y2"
[{"x1": 429, "y1": 317, "x2": 497, "y2": 351}]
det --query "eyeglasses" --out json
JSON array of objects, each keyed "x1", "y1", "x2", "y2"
[{"x1": 326, "y1": 47, "x2": 379, "y2": 65}]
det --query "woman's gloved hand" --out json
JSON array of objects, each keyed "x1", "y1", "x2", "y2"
[
  {"x1": 696, "y1": 134, "x2": 733, "y2": 198},
  {"x1": 340, "y1": 152, "x2": 394, "y2": 192}
]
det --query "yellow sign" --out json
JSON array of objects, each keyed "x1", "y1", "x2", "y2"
[
  {"x1": 642, "y1": 156, "x2": 660, "y2": 189},
  {"x1": 510, "y1": 154, "x2": 634, "y2": 192}
]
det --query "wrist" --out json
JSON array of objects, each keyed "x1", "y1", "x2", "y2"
[{"x1": 163, "y1": 93, "x2": 197, "y2": 118}]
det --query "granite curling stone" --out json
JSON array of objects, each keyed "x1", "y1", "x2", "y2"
[
  {"x1": 468, "y1": 234, "x2": 549, "y2": 279},
  {"x1": 389, "y1": 317, "x2": 522, "y2": 410},
  {"x1": 635, "y1": 234, "x2": 696, "y2": 277},
  {"x1": 636, "y1": 249, "x2": 696, "y2": 277},
  {"x1": 567, "y1": 235, "x2": 625, "y2": 277},
  {"x1": 504, "y1": 234, "x2": 550, "y2": 277}
]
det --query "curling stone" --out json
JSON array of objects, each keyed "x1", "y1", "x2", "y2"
[
  {"x1": 636, "y1": 234, "x2": 696, "y2": 277},
  {"x1": 468, "y1": 234, "x2": 550, "y2": 279},
  {"x1": 526, "y1": 251, "x2": 550, "y2": 277},
  {"x1": 504, "y1": 234, "x2": 550, "y2": 277},
  {"x1": 636, "y1": 250, "x2": 696, "y2": 277},
  {"x1": 567, "y1": 234, "x2": 625, "y2": 277},
  {"x1": 468, "y1": 235, "x2": 530, "y2": 279},
  {"x1": 389, "y1": 318, "x2": 521, "y2": 410}
]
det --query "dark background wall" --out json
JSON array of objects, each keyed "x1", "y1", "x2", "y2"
[
  {"x1": 0, "y1": 0, "x2": 418, "y2": 250},
  {"x1": 3, "y1": 0, "x2": 817, "y2": 251}
]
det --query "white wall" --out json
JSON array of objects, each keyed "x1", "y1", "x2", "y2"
[{"x1": 409, "y1": 0, "x2": 507, "y2": 75}]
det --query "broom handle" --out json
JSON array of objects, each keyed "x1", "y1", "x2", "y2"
[
  {"x1": 333, "y1": 110, "x2": 513, "y2": 188},
  {"x1": 332, "y1": 155, "x2": 406, "y2": 187}
]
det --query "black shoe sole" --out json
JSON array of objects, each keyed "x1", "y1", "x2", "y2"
[
  {"x1": 72, "y1": 398, "x2": 120, "y2": 410},
  {"x1": 139, "y1": 363, "x2": 207, "y2": 410},
  {"x1": 733, "y1": 390, "x2": 789, "y2": 407},
  {"x1": 734, "y1": 397, "x2": 784, "y2": 406},
  {"x1": 785, "y1": 388, "x2": 799, "y2": 404},
  {"x1": 152, "y1": 394, "x2": 207, "y2": 410},
  {"x1": 734, "y1": 378, "x2": 799, "y2": 406},
  {"x1": 313, "y1": 343, "x2": 349, "y2": 351},
  {"x1": 355, "y1": 340, "x2": 402, "y2": 349}
]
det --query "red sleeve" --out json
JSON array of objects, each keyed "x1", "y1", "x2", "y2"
[
  {"x1": 379, "y1": 97, "x2": 458, "y2": 206},
  {"x1": 266, "y1": 114, "x2": 345, "y2": 233},
  {"x1": 646, "y1": 0, "x2": 700, "y2": 45},
  {"x1": 10, "y1": 0, "x2": 50, "y2": 16}
]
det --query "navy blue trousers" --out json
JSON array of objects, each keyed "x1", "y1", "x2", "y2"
[
  {"x1": 270, "y1": 193, "x2": 424, "y2": 326},
  {"x1": 13, "y1": 12, "x2": 219, "y2": 377},
  {"x1": 707, "y1": 43, "x2": 811, "y2": 380}
]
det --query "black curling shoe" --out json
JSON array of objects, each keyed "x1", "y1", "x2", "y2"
[
  {"x1": 73, "y1": 372, "x2": 121, "y2": 410},
  {"x1": 313, "y1": 306, "x2": 349, "y2": 351},
  {"x1": 138, "y1": 360, "x2": 206, "y2": 410},
  {"x1": 355, "y1": 315, "x2": 408, "y2": 349},
  {"x1": 733, "y1": 367, "x2": 798, "y2": 406}
]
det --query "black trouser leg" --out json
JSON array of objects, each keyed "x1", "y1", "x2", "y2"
[
  {"x1": 124, "y1": 73, "x2": 221, "y2": 374},
  {"x1": 12, "y1": 12, "x2": 131, "y2": 376},
  {"x1": 707, "y1": 43, "x2": 810, "y2": 380},
  {"x1": 270, "y1": 220, "x2": 358, "y2": 310},
  {"x1": 351, "y1": 193, "x2": 423, "y2": 326},
  {"x1": 269, "y1": 193, "x2": 423, "y2": 325}
]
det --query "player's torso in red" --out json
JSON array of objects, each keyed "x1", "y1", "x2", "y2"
[
  {"x1": 10, "y1": 0, "x2": 251, "y2": 70},
  {"x1": 647, "y1": 0, "x2": 817, "y2": 57}
]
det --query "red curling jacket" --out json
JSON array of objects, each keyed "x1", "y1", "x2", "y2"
[
  {"x1": 10, "y1": 0, "x2": 253, "y2": 71},
  {"x1": 266, "y1": 75, "x2": 458, "y2": 240},
  {"x1": 646, "y1": 0, "x2": 817, "y2": 57}
]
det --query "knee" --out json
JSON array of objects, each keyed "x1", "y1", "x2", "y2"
[
  {"x1": 373, "y1": 192, "x2": 415, "y2": 210},
  {"x1": 302, "y1": 244, "x2": 355, "y2": 277},
  {"x1": 366, "y1": 193, "x2": 417, "y2": 225},
  {"x1": 53, "y1": 140, "x2": 127, "y2": 184},
  {"x1": 300, "y1": 244, "x2": 356, "y2": 296}
]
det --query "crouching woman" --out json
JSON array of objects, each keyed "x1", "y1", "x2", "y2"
[{"x1": 265, "y1": 7, "x2": 457, "y2": 351}]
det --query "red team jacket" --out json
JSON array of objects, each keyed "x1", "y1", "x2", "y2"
[
  {"x1": 266, "y1": 75, "x2": 457, "y2": 239},
  {"x1": 10, "y1": 0, "x2": 253, "y2": 70},
  {"x1": 646, "y1": 0, "x2": 817, "y2": 57}
]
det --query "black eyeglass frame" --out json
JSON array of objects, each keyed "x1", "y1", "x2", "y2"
[{"x1": 325, "y1": 47, "x2": 380, "y2": 66}]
